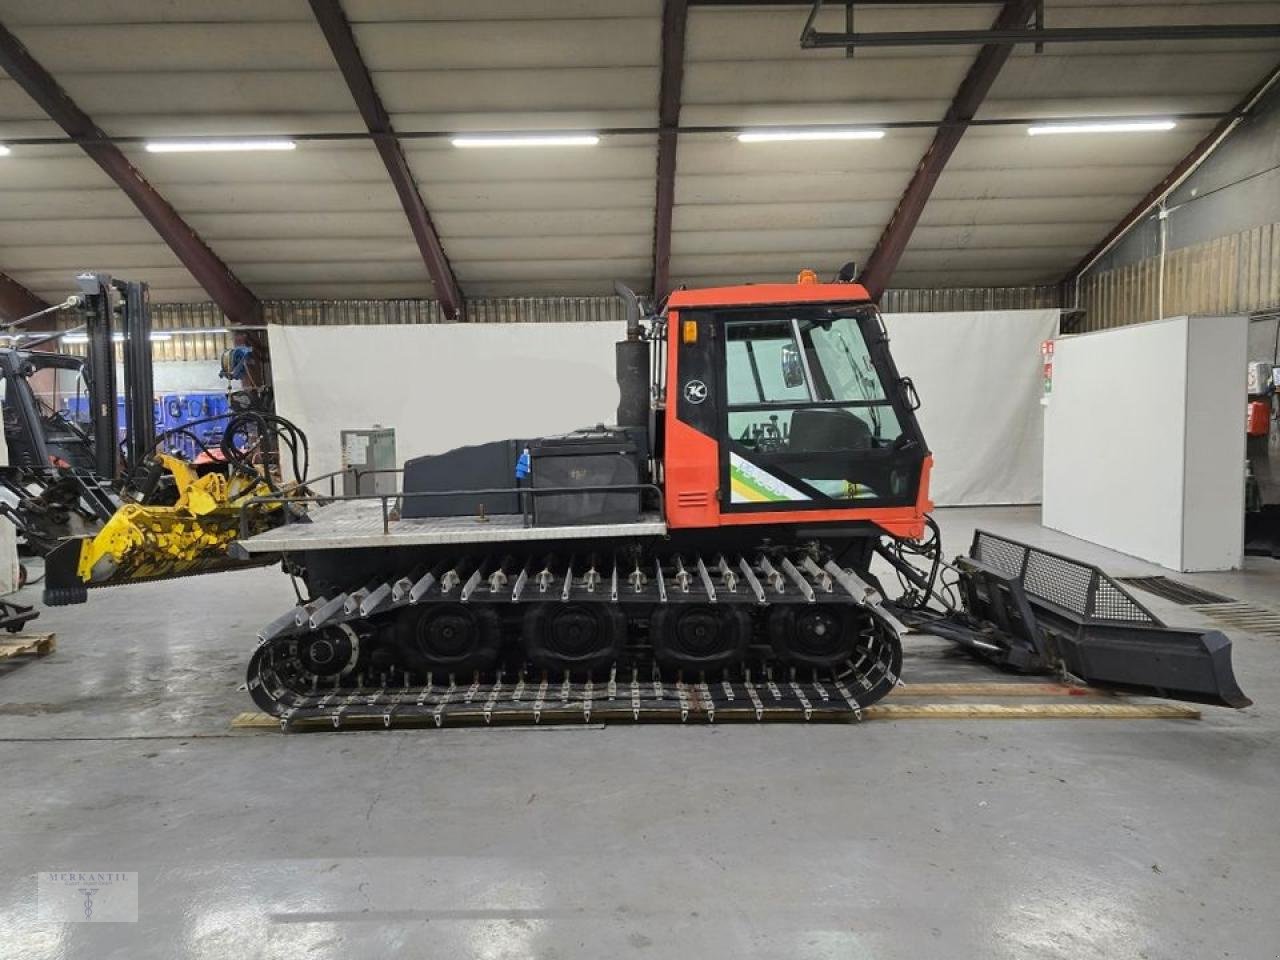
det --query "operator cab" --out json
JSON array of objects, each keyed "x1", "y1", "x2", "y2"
[{"x1": 662, "y1": 278, "x2": 931, "y2": 537}]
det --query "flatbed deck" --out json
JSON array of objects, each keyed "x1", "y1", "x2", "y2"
[{"x1": 237, "y1": 499, "x2": 668, "y2": 554}]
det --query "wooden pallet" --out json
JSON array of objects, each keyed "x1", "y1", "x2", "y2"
[
  {"x1": 0, "y1": 633, "x2": 56, "y2": 660},
  {"x1": 230, "y1": 680, "x2": 1199, "y2": 730}
]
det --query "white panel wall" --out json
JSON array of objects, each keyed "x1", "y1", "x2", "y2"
[
  {"x1": 270, "y1": 311, "x2": 1057, "y2": 506},
  {"x1": 1043, "y1": 315, "x2": 1247, "y2": 571},
  {"x1": 1182, "y1": 318, "x2": 1250, "y2": 570}
]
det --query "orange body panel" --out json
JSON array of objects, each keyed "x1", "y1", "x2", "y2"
[
  {"x1": 667, "y1": 282, "x2": 872, "y2": 310},
  {"x1": 661, "y1": 283, "x2": 933, "y2": 541},
  {"x1": 1248, "y1": 400, "x2": 1271, "y2": 437}
]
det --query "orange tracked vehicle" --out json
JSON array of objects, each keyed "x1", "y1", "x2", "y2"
[{"x1": 237, "y1": 271, "x2": 1249, "y2": 727}]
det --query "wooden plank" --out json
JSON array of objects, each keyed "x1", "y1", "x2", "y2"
[
  {"x1": 886, "y1": 682, "x2": 1102, "y2": 698},
  {"x1": 0, "y1": 633, "x2": 56, "y2": 658},
  {"x1": 863, "y1": 703, "x2": 1200, "y2": 720},
  {"x1": 232, "y1": 698, "x2": 1198, "y2": 729}
]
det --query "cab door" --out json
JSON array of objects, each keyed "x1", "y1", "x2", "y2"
[{"x1": 720, "y1": 306, "x2": 927, "y2": 513}]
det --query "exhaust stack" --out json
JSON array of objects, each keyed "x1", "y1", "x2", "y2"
[{"x1": 613, "y1": 282, "x2": 650, "y2": 430}]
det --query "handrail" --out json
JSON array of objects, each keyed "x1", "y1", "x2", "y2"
[
  {"x1": 238, "y1": 481, "x2": 665, "y2": 540},
  {"x1": 300, "y1": 466, "x2": 358, "y2": 499}
]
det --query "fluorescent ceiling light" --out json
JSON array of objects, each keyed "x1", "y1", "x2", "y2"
[
  {"x1": 1027, "y1": 120, "x2": 1176, "y2": 136},
  {"x1": 737, "y1": 129, "x2": 886, "y2": 143},
  {"x1": 61, "y1": 333, "x2": 172, "y2": 343},
  {"x1": 450, "y1": 134, "x2": 600, "y2": 148},
  {"x1": 168, "y1": 327, "x2": 230, "y2": 336},
  {"x1": 0, "y1": 145, "x2": 10, "y2": 157},
  {"x1": 144, "y1": 139, "x2": 297, "y2": 153}
]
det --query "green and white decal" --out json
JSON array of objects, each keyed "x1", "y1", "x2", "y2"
[{"x1": 729, "y1": 452, "x2": 811, "y2": 504}]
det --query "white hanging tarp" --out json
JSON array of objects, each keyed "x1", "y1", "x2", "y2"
[{"x1": 882, "y1": 309, "x2": 1059, "y2": 506}]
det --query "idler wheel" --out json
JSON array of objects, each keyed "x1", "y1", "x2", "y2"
[
  {"x1": 522, "y1": 603, "x2": 625, "y2": 675},
  {"x1": 394, "y1": 603, "x2": 502, "y2": 675},
  {"x1": 651, "y1": 605, "x2": 750, "y2": 672},
  {"x1": 297, "y1": 624, "x2": 360, "y2": 678},
  {"x1": 767, "y1": 606, "x2": 903, "y2": 705}
]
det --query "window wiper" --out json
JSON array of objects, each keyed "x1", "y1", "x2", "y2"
[{"x1": 837, "y1": 332, "x2": 882, "y2": 435}]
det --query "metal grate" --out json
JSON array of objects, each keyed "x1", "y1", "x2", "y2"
[
  {"x1": 971, "y1": 532, "x2": 1027, "y2": 580},
  {"x1": 971, "y1": 531, "x2": 1157, "y2": 625},
  {"x1": 1118, "y1": 576, "x2": 1235, "y2": 606},
  {"x1": 1188, "y1": 602, "x2": 1280, "y2": 640},
  {"x1": 1024, "y1": 550, "x2": 1093, "y2": 617},
  {"x1": 1093, "y1": 579, "x2": 1156, "y2": 622}
]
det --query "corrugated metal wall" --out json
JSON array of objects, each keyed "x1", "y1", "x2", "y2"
[
  {"x1": 464, "y1": 297, "x2": 628, "y2": 324},
  {"x1": 42, "y1": 286, "x2": 1060, "y2": 363},
  {"x1": 1076, "y1": 223, "x2": 1280, "y2": 330},
  {"x1": 52, "y1": 300, "x2": 234, "y2": 362},
  {"x1": 879, "y1": 286, "x2": 1059, "y2": 313},
  {"x1": 263, "y1": 299, "x2": 447, "y2": 326}
]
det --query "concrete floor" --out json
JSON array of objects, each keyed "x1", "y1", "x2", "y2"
[{"x1": 1, "y1": 505, "x2": 1278, "y2": 959}]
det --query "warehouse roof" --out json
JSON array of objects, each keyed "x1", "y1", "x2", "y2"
[{"x1": 0, "y1": 0, "x2": 1277, "y2": 312}]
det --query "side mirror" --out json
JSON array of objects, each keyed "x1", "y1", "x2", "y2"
[{"x1": 781, "y1": 344, "x2": 805, "y2": 388}]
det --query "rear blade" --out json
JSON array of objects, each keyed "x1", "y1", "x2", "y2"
[{"x1": 918, "y1": 530, "x2": 1250, "y2": 709}]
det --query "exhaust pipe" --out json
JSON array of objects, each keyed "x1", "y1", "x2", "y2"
[
  {"x1": 614, "y1": 280, "x2": 643, "y2": 342},
  {"x1": 613, "y1": 282, "x2": 650, "y2": 430}
]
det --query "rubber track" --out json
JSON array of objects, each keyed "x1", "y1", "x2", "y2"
[
  {"x1": 247, "y1": 653, "x2": 900, "y2": 729},
  {"x1": 246, "y1": 549, "x2": 907, "y2": 727}
]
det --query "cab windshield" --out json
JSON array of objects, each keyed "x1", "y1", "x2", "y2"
[
  {"x1": 726, "y1": 312, "x2": 884, "y2": 404},
  {"x1": 721, "y1": 304, "x2": 919, "y2": 505},
  {"x1": 725, "y1": 306, "x2": 901, "y2": 447}
]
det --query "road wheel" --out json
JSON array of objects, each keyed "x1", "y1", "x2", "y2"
[
  {"x1": 651, "y1": 605, "x2": 750, "y2": 672},
  {"x1": 522, "y1": 603, "x2": 625, "y2": 675},
  {"x1": 393, "y1": 603, "x2": 502, "y2": 675}
]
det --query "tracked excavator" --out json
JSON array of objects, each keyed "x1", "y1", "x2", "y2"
[{"x1": 234, "y1": 272, "x2": 1249, "y2": 727}]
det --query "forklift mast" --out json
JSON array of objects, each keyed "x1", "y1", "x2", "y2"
[{"x1": 74, "y1": 273, "x2": 157, "y2": 482}]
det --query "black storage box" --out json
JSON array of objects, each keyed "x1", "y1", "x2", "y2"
[
  {"x1": 530, "y1": 428, "x2": 640, "y2": 526},
  {"x1": 401, "y1": 439, "x2": 521, "y2": 518}
]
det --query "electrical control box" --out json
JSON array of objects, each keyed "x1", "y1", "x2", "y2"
[
  {"x1": 341, "y1": 427, "x2": 397, "y2": 497},
  {"x1": 1247, "y1": 360, "x2": 1276, "y2": 395}
]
